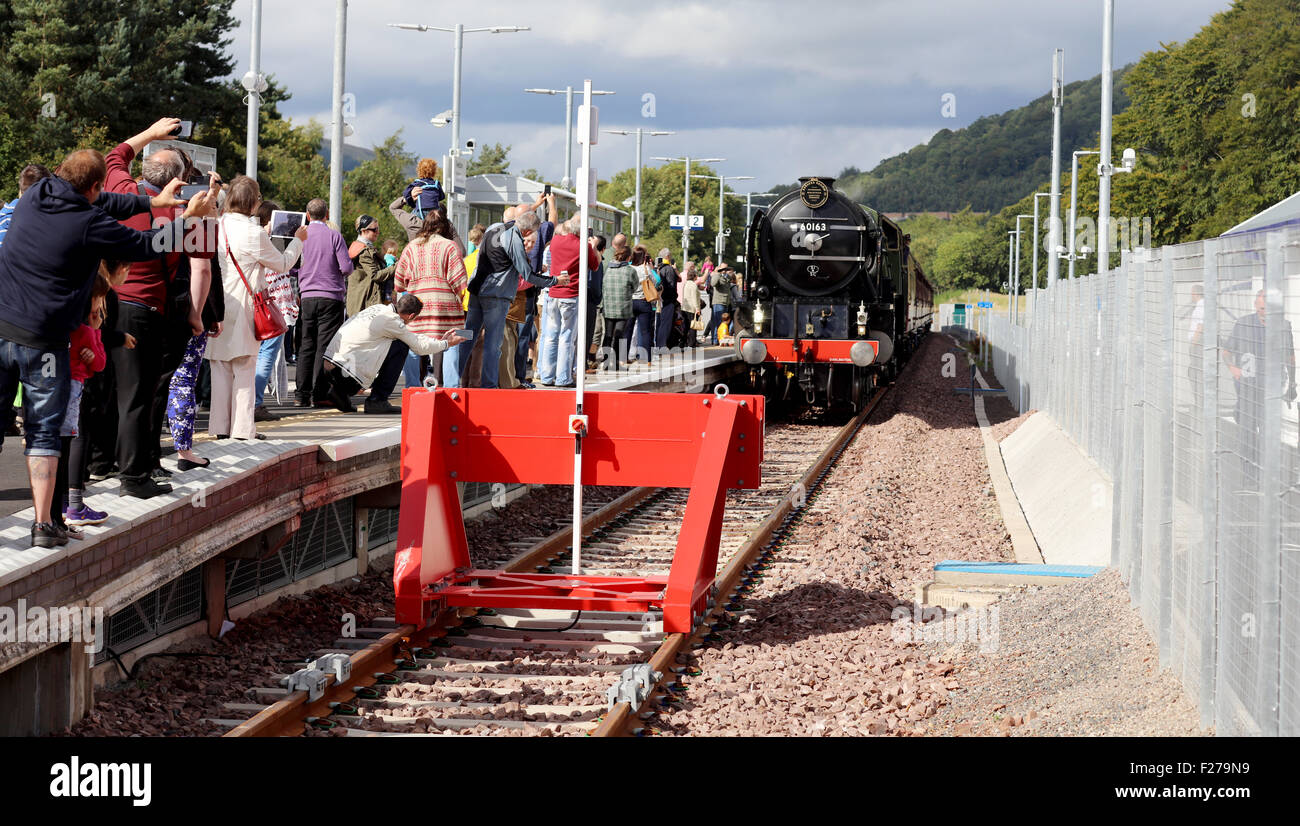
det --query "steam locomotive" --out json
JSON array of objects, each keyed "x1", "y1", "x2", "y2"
[{"x1": 736, "y1": 176, "x2": 933, "y2": 410}]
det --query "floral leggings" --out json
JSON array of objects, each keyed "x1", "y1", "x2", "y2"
[{"x1": 166, "y1": 333, "x2": 207, "y2": 452}]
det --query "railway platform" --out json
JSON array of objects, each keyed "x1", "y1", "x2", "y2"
[{"x1": 0, "y1": 346, "x2": 741, "y2": 735}]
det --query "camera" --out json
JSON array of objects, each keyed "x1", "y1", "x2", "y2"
[
  {"x1": 465, "y1": 138, "x2": 476, "y2": 150},
  {"x1": 170, "y1": 120, "x2": 194, "y2": 139},
  {"x1": 543, "y1": 183, "x2": 552, "y2": 197}
]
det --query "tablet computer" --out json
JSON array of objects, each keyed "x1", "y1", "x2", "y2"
[{"x1": 270, "y1": 210, "x2": 307, "y2": 239}]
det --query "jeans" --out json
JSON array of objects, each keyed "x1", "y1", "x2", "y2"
[
  {"x1": 296, "y1": 297, "x2": 345, "y2": 403},
  {"x1": 631, "y1": 299, "x2": 656, "y2": 362},
  {"x1": 402, "y1": 349, "x2": 422, "y2": 390},
  {"x1": 602, "y1": 318, "x2": 629, "y2": 370},
  {"x1": 255, "y1": 334, "x2": 284, "y2": 407},
  {"x1": 0, "y1": 337, "x2": 70, "y2": 456},
  {"x1": 704, "y1": 303, "x2": 728, "y2": 345},
  {"x1": 515, "y1": 288, "x2": 538, "y2": 380},
  {"x1": 460, "y1": 295, "x2": 511, "y2": 388},
  {"x1": 538, "y1": 295, "x2": 579, "y2": 385}
]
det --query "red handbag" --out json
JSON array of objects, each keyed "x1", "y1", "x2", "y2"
[{"x1": 226, "y1": 238, "x2": 287, "y2": 341}]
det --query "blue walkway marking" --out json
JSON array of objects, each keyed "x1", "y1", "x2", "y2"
[{"x1": 935, "y1": 560, "x2": 1104, "y2": 578}]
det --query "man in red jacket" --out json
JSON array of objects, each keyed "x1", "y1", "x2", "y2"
[
  {"x1": 536, "y1": 217, "x2": 600, "y2": 387},
  {"x1": 103, "y1": 117, "x2": 218, "y2": 498},
  {"x1": 0, "y1": 147, "x2": 212, "y2": 546}
]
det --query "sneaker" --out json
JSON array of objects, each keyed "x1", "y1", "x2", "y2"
[
  {"x1": 121, "y1": 478, "x2": 173, "y2": 499},
  {"x1": 31, "y1": 521, "x2": 67, "y2": 549},
  {"x1": 54, "y1": 520, "x2": 84, "y2": 541},
  {"x1": 254, "y1": 406, "x2": 281, "y2": 422},
  {"x1": 519, "y1": 381, "x2": 536, "y2": 389},
  {"x1": 64, "y1": 505, "x2": 109, "y2": 526}
]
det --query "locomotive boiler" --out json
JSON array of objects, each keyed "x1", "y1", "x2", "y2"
[{"x1": 737, "y1": 176, "x2": 934, "y2": 410}]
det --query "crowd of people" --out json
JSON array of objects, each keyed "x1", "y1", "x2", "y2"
[{"x1": 0, "y1": 117, "x2": 740, "y2": 549}]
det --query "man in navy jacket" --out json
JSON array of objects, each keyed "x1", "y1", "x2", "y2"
[{"x1": 0, "y1": 148, "x2": 212, "y2": 548}]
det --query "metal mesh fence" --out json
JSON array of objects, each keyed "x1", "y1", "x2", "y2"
[{"x1": 986, "y1": 227, "x2": 1300, "y2": 736}]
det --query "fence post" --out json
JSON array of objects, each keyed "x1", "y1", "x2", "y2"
[
  {"x1": 1157, "y1": 249, "x2": 1176, "y2": 664},
  {"x1": 1256, "y1": 230, "x2": 1285, "y2": 735},
  {"x1": 1199, "y1": 236, "x2": 1220, "y2": 731}
]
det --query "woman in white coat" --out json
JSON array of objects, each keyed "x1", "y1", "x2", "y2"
[{"x1": 206, "y1": 176, "x2": 306, "y2": 439}]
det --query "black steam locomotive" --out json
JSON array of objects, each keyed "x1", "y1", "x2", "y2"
[{"x1": 736, "y1": 176, "x2": 933, "y2": 410}]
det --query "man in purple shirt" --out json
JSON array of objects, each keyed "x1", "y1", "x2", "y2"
[{"x1": 295, "y1": 198, "x2": 354, "y2": 406}]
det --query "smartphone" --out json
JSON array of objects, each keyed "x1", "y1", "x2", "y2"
[
  {"x1": 453, "y1": 329, "x2": 474, "y2": 340},
  {"x1": 170, "y1": 120, "x2": 194, "y2": 139},
  {"x1": 178, "y1": 184, "x2": 208, "y2": 202},
  {"x1": 270, "y1": 210, "x2": 307, "y2": 239},
  {"x1": 543, "y1": 184, "x2": 552, "y2": 197}
]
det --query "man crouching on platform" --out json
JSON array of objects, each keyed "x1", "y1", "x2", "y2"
[{"x1": 321, "y1": 293, "x2": 466, "y2": 412}]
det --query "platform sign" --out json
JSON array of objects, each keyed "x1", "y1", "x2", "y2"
[
  {"x1": 669, "y1": 214, "x2": 705, "y2": 231},
  {"x1": 977, "y1": 301, "x2": 993, "y2": 309},
  {"x1": 953, "y1": 304, "x2": 966, "y2": 325}
]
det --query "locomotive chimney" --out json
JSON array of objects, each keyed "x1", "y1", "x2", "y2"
[{"x1": 798, "y1": 176, "x2": 837, "y2": 187}]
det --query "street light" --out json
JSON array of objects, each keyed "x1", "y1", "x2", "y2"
[
  {"x1": 389, "y1": 22, "x2": 529, "y2": 234},
  {"x1": 526, "y1": 87, "x2": 616, "y2": 190},
  {"x1": 1032, "y1": 191, "x2": 1051, "y2": 287},
  {"x1": 605, "y1": 128, "x2": 674, "y2": 244},
  {"x1": 1062, "y1": 150, "x2": 1100, "y2": 280},
  {"x1": 653, "y1": 156, "x2": 724, "y2": 264},
  {"x1": 692, "y1": 173, "x2": 754, "y2": 259},
  {"x1": 242, "y1": 0, "x2": 266, "y2": 180},
  {"x1": 1014, "y1": 213, "x2": 1033, "y2": 323}
]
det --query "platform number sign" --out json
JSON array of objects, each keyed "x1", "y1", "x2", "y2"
[{"x1": 669, "y1": 214, "x2": 705, "y2": 231}]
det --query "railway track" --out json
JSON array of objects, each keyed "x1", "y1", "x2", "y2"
[{"x1": 224, "y1": 388, "x2": 889, "y2": 737}]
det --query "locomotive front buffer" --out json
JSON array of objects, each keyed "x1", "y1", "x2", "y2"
[{"x1": 393, "y1": 388, "x2": 765, "y2": 635}]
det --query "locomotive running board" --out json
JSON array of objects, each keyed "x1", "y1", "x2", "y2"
[{"x1": 394, "y1": 388, "x2": 764, "y2": 634}]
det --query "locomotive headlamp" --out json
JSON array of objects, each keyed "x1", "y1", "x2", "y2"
[
  {"x1": 856, "y1": 302, "x2": 868, "y2": 326},
  {"x1": 752, "y1": 302, "x2": 765, "y2": 326},
  {"x1": 857, "y1": 324, "x2": 868, "y2": 337}
]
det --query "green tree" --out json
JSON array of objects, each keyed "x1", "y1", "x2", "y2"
[
  {"x1": 342, "y1": 132, "x2": 416, "y2": 243},
  {"x1": 0, "y1": 0, "x2": 244, "y2": 193},
  {"x1": 466, "y1": 142, "x2": 511, "y2": 176}
]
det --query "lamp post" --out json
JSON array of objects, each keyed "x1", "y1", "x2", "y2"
[
  {"x1": 1064, "y1": 150, "x2": 1100, "y2": 279},
  {"x1": 692, "y1": 173, "x2": 754, "y2": 260},
  {"x1": 1008, "y1": 231, "x2": 1017, "y2": 323},
  {"x1": 526, "y1": 87, "x2": 616, "y2": 189},
  {"x1": 1047, "y1": 48, "x2": 1064, "y2": 291},
  {"x1": 1032, "y1": 191, "x2": 1051, "y2": 293},
  {"x1": 390, "y1": 23, "x2": 529, "y2": 230},
  {"x1": 604, "y1": 128, "x2": 674, "y2": 244},
  {"x1": 1014, "y1": 213, "x2": 1033, "y2": 320},
  {"x1": 653, "y1": 156, "x2": 725, "y2": 264},
  {"x1": 1097, "y1": 0, "x2": 1115, "y2": 279},
  {"x1": 327, "y1": 0, "x2": 347, "y2": 224},
  {"x1": 242, "y1": 0, "x2": 266, "y2": 180}
]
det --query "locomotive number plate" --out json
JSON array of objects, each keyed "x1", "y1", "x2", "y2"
[{"x1": 793, "y1": 222, "x2": 828, "y2": 232}]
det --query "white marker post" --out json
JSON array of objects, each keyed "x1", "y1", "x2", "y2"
[{"x1": 570, "y1": 79, "x2": 598, "y2": 576}]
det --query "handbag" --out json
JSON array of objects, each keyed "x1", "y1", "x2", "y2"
[
  {"x1": 690, "y1": 312, "x2": 706, "y2": 332},
  {"x1": 639, "y1": 266, "x2": 660, "y2": 302},
  {"x1": 226, "y1": 236, "x2": 287, "y2": 341}
]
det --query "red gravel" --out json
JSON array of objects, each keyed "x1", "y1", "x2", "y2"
[{"x1": 654, "y1": 334, "x2": 1016, "y2": 736}]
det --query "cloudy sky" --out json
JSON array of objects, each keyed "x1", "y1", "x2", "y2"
[{"x1": 226, "y1": 0, "x2": 1234, "y2": 191}]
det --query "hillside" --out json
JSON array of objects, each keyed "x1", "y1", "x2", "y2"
[{"x1": 776, "y1": 69, "x2": 1132, "y2": 213}]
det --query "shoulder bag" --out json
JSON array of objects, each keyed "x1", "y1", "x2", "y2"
[{"x1": 225, "y1": 229, "x2": 287, "y2": 341}]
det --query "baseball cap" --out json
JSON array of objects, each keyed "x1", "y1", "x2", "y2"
[{"x1": 355, "y1": 214, "x2": 378, "y2": 231}]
